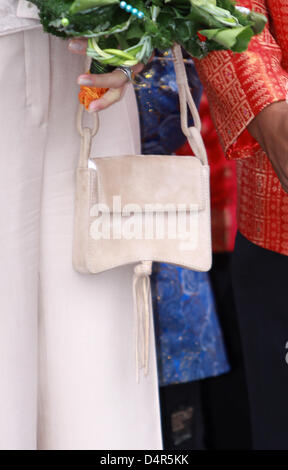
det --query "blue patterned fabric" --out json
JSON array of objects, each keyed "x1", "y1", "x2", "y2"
[
  {"x1": 134, "y1": 51, "x2": 202, "y2": 155},
  {"x1": 134, "y1": 51, "x2": 230, "y2": 386},
  {"x1": 151, "y1": 264, "x2": 230, "y2": 386}
]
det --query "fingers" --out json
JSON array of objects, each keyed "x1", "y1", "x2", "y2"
[
  {"x1": 88, "y1": 85, "x2": 127, "y2": 112},
  {"x1": 132, "y1": 63, "x2": 144, "y2": 75},
  {"x1": 70, "y1": 41, "x2": 141, "y2": 112},
  {"x1": 68, "y1": 38, "x2": 88, "y2": 54},
  {"x1": 69, "y1": 37, "x2": 144, "y2": 87},
  {"x1": 148, "y1": 51, "x2": 155, "y2": 63},
  {"x1": 78, "y1": 69, "x2": 129, "y2": 89}
]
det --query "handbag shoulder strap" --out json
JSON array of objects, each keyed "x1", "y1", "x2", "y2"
[
  {"x1": 77, "y1": 103, "x2": 99, "y2": 168},
  {"x1": 172, "y1": 44, "x2": 208, "y2": 165}
]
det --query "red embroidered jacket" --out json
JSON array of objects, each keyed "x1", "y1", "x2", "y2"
[{"x1": 196, "y1": 0, "x2": 288, "y2": 255}]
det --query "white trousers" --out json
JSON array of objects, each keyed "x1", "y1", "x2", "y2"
[{"x1": 0, "y1": 28, "x2": 162, "y2": 450}]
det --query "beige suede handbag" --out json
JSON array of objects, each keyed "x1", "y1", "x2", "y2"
[{"x1": 73, "y1": 44, "x2": 211, "y2": 380}]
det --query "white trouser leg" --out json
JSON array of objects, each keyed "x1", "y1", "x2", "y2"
[
  {"x1": 0, "y1": 30, "x2": 50, "y2": 449},
  {"x1": 37, "y1": 35, "x2": 162, "y2": 449}
]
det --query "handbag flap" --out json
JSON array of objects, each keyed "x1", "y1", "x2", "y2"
[{"x1": 91, "y1": 154, "x2": 207, "y2": 213}]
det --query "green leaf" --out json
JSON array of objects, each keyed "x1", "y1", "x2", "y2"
[
  {"x1": 247, "y1": 11, "x2": 267, "y2": 34},
  {"x1": 200, "y1": 25, "x2": 254, "y2": 52},
  {"x1": 70, "y1": 0, "x2": 119, "y2": 14},
  {"x1": 126, "y1": 24, "x2": 145, "y2": 39}
]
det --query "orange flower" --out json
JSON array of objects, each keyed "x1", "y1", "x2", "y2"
[{"x1": 78, "y1": 85, "x2": 109, "y2": 110}]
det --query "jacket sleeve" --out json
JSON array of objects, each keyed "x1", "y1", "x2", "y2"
[
  {"x1": 195, "y1": 0, "x2": 288, "y2": 159},
  {"x1": 0, "y1": 1, "x2": 40, "y2": 37}
]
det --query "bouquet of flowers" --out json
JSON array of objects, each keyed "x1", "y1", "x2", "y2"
[{"x1": 30, "y1": 0, "x2": 266, "y2": 67}]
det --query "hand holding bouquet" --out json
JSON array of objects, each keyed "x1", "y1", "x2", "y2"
[{"x1": 30, "y1": 0, "x2": 267, "y2": 109}]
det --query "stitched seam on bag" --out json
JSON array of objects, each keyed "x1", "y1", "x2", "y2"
[
  {"x1": 74, "y1": 168, "x2": 95, "y2": 271},
  {"x1": 96, "y1": 167, "x2": 103, "y2": 207},
  {"x1": 86, "y1": 255, "x2": 211, "y2": 273},
  {"x1": 87, "y1": 169, "x2": 100, "y2": 266},
  {"x1": 88, "y1": 169, "x2": 95, "y2": 254},
  {"x1": 86, "y1": 237, "x2": 211, "y2": 270}
]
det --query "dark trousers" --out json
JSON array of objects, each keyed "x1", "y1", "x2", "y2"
[
  {"x1": 202, "y1": 253, "x2": 251, "y2": 449},
  {"x1": 159, "y1": 382, "x2": 205, "y2": 450},
  {"x1": 232, "y1": 231, "x2": 288, "y2": 450},
  {"x1": 160, "y1": 253, "x2": 252, "y2": 450}
]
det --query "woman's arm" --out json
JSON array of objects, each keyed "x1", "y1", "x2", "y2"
[{"x1": 195, "y1": 0, "x2": 288, "y2": 192}]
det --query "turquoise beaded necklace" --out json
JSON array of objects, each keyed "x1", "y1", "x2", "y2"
[{"x1": 119, "y1": 1, "x2": 145, "y2": 19}]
